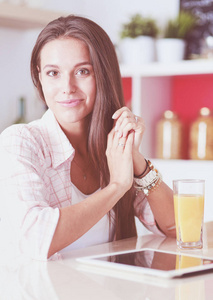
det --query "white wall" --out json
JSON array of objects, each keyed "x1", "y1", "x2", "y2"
[
  {"x1": 0, "y1": 28, "x2": 46, "y2": 131},
  {"x1": 42, "y1": 0, "x2": 179, "y2": 43},
  {"x1": 0, "y1": 0, "x2": 179, "y2": 132}
]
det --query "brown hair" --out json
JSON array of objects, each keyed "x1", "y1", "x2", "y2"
[{"x1": 30, "y1": 15, "x2": 136, "y2": 240}]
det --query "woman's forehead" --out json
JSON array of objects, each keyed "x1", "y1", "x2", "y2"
[{"x1": 40, "y1": 38, "x2": 91, "y2": 66}]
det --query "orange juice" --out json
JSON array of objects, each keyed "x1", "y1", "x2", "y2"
[{"x1": 174, "y1": 194, "x2": 204, "y2": 243}]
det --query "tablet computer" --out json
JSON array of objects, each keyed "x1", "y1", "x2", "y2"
[{"x1": 77, "y1": 248, "x2": 213, "y2": 279}]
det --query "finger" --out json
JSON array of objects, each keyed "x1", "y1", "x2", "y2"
[
  {"x1": 107, "y1": 127, "x2": 116, "y2": 150},
  {"x1": 122, "y1": 122, "x2": 137, "y2": 138},
  {"x1": 112, "y1": 127, "x2": 127, "y2": 148},
  {"x1": 112, "y1": 106, "x2": 131, "y2": 120},
  {"x1": 111, "y1": 127, "x2": 121, "y2": 148},
  {"x1": 116, "y1": 136, "x2": 127, "y2": 151},
  {"x1": 118, "y1": 116, "x2": 136, "y2": 137},
  {"x1": 117, "y1": 114, "x2": 143, "y2": 138},
  {"x1": 138, "y1": 118, "x2": 146, "y2": 133},
  {"x1": 114, "y1": 111, "x2": 133, "y2": 135},
  {"x1": 124, "y1": 130, "x2": 134, "y2": 154},
  {"x1": 115, "y1": 111, "x2": 132, "y2": 129}
]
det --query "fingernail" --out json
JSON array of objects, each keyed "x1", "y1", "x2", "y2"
[{"x1": 112, "y1": 113, "x2": 117, "y2": 119}]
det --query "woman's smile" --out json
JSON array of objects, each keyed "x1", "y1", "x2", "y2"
[{"x1": 57, "y1": 98, "x2": 84, "y2": 107}]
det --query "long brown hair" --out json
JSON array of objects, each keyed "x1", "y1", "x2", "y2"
[{"x1": 30, "y1": 15, "x2": 137, "y2": 240}]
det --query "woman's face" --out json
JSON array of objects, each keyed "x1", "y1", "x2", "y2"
[{"x1": 38, "y1": 37, "x2": 96, "y2": 128}]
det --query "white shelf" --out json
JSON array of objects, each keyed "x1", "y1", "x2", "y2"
[
  {"x1": 120, "y1": 59, "x2": 213, "y2": 77},
  {"x1": 0, "y1": 3, "x2": 64, "y2": 29},
  {"x1": 119, "y1": 59, "x2": 213, "y2": 158}
]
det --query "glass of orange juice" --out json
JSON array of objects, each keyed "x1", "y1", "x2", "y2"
[{"x1": 173, "y1": 179, "x2": 205, "y2": 249}]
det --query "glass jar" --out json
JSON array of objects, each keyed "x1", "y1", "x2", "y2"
[
  {"x1": 156, "y1": 110, "x2": 183, "y2": 159},
  {"x1": 189, "y1": 107, "x2": 213, "y2": 160}
]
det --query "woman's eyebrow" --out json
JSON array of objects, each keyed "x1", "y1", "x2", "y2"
[
  {"x1": 43, "y1": 64, "x2": 59, "y2": 70},
  {"x1": 43, "y1": 62, "x2": 92, "y2": 70},
  {"x1": 74, "y1": 61, "x2": 92, "y2": 67}
]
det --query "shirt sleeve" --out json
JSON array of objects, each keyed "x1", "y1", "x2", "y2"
[
  {"x1": 133, "y1": 191, "x2": 164, "y2": 236},
  {"x1": 0, "y1": 125, "x2": 60, "y2": 261}
]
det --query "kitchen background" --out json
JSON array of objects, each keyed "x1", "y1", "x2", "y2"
[
  {"x1": 0, "y1": 0, "x2": 178, "y2": 132},
  {"x1": 1, "y1": 0, "x2": 213, "y2": 228}
]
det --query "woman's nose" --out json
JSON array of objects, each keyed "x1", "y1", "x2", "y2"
[{"x1": 62, "y1": 76, "x2": 77, "y2": 94}]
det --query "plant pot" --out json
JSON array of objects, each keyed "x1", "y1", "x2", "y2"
[
  {"x1": 156, "y1": 38, "x2": 186, "y2": 63},
  {"x1": 120, "y1": 36, "x2": 155, "y2": 65}
]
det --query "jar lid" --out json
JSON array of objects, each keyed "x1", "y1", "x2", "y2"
[
  {"x1": 163, "y1": 110, "x2": 178, "y2": 119},
  {"x1": 199, "y1": 107, "x2": 211, "y2": 116}
]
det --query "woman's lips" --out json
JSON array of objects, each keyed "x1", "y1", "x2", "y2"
[{"x1": 57, "y1": 99, "x2": 83, "y2": 107}]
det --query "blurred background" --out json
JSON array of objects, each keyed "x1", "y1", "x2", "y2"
[
  {"x1": 0, "y1": 0, "x2": 179, "y2": 133},
  {"x1": 1, "y1": 0, "x2": 213, "y2": 226}
]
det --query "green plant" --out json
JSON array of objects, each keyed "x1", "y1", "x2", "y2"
[
  {"x1": 163, "y1": 10, "x2": 197, "y2": 39},
  {"x1": 120, "y1": 14, "x2": 158, "y2": 39}
]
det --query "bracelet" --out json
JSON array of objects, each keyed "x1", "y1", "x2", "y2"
[
  {"x1": 135, "y1": 173, "x2": 162, "y2": 196},
  {"x1": 134, "y1": 160, "x2": 162, "y2": 196},
  {"x1": 134, "y1": 168, "x2": 157, "y2": 187},
  {"x1": 134, "y1": 159, "x2": 149, "y2": 178}
]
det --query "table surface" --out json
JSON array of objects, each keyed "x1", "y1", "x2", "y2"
[{"x1": 1, "y1": 222, "x2": 213, "y2": 300}]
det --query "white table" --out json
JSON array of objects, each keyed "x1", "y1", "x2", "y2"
[{"x1": 1, "y1": 222, "x2": 213, "y2": 300}]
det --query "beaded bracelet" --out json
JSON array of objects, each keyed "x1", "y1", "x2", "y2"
[
  {"x1": 135, "y1": 173, "x2": 162, "y2": 196},
  {"x1": 134, "y1": 160, "x2": 162, "y2": 196}
]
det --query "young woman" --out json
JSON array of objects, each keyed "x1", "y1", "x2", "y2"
[{"x1": 0, "y1": 15, "x2": 175, "y2": 261}]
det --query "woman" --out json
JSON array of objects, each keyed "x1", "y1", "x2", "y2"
[{"x1": 0, "y1": 15, "x2": 175, "y2": 261}]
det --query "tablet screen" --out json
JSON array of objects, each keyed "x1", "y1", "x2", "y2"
[
  {"x1": 95, "y1": 250, "x2": 212, "y2": 271},
  {"x1": 78, "y1": 249, "x2": 213, "y2": 278}
]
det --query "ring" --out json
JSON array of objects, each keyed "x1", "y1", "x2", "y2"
[
  {"x1": 118, "y1": 143, "x2": 125, "y2": 147},
  {"x1": 135, "y1": 116, "x2": 138, "y2": 123}
]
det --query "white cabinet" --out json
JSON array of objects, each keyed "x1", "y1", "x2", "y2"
[
  {"x1": 0, "y1": 2, "x2": 64, "y2": 29},
  {"x1": 120, "y1": 60, "x2": 213, "y2": 157}
]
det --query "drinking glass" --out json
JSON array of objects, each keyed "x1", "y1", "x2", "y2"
[{"x1": 173, "y1": 179, "x2": 205, "y2": 249}]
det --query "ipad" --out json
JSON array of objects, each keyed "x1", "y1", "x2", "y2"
[{"x1": 77, "y1": 248, "x2": 213, "y2": 279}]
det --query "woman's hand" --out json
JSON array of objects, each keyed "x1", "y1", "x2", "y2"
[
  {"x1": 106, "y1": 126, "x2": 134, "y2": 192},
  {"x1": 112, "y1": 107, "x2": 146, "y2": 177},
  {"x1": 112, "y1": 107, "x2": 145, "y2": 154}
]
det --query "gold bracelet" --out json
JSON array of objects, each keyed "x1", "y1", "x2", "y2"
[{"x1": 144, "y1": 175, "x2": 162, "y2": 196}]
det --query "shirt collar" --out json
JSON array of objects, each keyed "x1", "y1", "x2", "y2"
[{"x1": 41, "y1": 109, "x2": 75, "y2": 168}]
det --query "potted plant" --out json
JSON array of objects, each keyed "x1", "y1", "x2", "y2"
[
  {"x1": 156, "y1": 10, "x2": 197, "y2": 63},
  {"x1": 119, "y1": 14, "x2": 159, "y2": 65}
]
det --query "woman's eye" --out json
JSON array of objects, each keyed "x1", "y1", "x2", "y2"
[
  {"x1": 76, "y1": 68, "x2": 90, "y2": 76},
  {"x1": 47, "y1": 70, "x2": 59, "y2": 77}
]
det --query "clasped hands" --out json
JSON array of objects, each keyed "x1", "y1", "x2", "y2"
[{"x1": 106, "y1": 107, "x2": 145, "y2": 191}]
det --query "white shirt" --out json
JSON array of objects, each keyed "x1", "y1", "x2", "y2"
[{"x1": 0, "y1": 109, "x2": 162, "y2": 261}]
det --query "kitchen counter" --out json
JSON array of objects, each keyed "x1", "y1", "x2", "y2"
[{"x1": 1, "y1": 222, "x2": 213, "y2": 299}]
